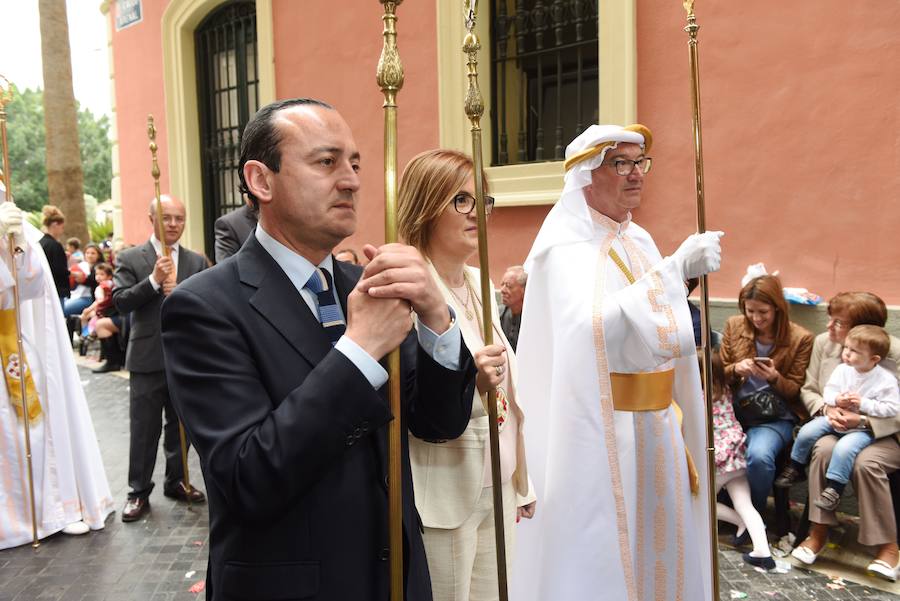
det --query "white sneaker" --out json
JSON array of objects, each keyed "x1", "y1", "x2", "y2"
[{"x1": 62, "y1": 521, "x2": 90, "y2": 535}]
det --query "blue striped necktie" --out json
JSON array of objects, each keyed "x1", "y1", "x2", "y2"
[{"x1": 304, "y1": 268, "x2": 346, "y2": 345}]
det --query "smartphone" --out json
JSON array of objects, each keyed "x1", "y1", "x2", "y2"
[{"x1": 753, "y1": 357, "x2": 773, "y2": 365}]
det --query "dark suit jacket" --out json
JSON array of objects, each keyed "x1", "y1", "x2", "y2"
[
  {"x1": 160, "y1": 235, "x2": 475, "y2": 601},
  {"x1": 113, "y1": 240, "x2": 208, "y2": 373},
  {"x1": 214, "y1": 204, "x2": 258, "y2": 264}
]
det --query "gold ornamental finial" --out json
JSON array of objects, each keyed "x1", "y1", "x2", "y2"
[
  {"x1": 376, "y1": 0, "x2": 405, "y2": 107},
  {"x1": 683, "y1": 0, "x2": 695, "y2": 16},
  {"x1": 462, "y1": 0, "x2": 484, "y2": 128}
]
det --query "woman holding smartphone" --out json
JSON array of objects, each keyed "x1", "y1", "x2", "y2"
[{"x1": 721, "y1": 275, "x2": 814, "y2": 519}]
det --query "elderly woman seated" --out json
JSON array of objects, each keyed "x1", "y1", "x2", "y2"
[{"x1": 792, "y1": 292, "x2": 900, "y2": 581}]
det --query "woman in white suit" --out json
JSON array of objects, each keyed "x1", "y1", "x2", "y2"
[{"x1": 398, "y1": 149, "x2": 536, "y2": 601}]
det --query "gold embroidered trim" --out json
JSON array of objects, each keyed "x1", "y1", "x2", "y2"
[
  {"x1": 669, "y1": 415, "x2": 686, "y2": 601},
  {"x1": 635, "y1": 413, "x2": 647, "y2": 601},
  {"x1": 593, "y1": 232, "x2": 638, "y2": 601}
]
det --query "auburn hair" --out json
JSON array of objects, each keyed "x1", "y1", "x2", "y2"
[
  {"x1": 738, "y1": 275, "x2": 792, "y2": 347},
  {"x1": 828, "y1": 292, "x2": 888, "y2": 328}
]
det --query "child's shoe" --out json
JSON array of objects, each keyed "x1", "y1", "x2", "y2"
[
  {"x1": 774, "y1": 464, "x2": 805, "y2": 488},
  {"x1": 742, "y1": 552, "x2": 776, "y2": 571},
  {"x1": 813, "y1": 486, "x2": 842, "y2": 512}
]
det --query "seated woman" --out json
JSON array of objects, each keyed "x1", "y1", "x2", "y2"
[
  {"x1": 721, "y1": 275, "x2": 813, "y2": 519},
  {"x1": 793, "y1": 292, "x2": 900, "y2": 581},
  {"x1": 64, "y1": 243, "x2": 105, "y2": 318},
  {"x1": 398, "y1": 149, "x2": 535, "y2": 601}
]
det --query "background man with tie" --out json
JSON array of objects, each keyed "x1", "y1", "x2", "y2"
[
  {"x1": 113, "y1": 195, "x2": 208, "y2": 522},
  {"x1": 160, "y1": 98, "x2": 476, "y2": 600}
]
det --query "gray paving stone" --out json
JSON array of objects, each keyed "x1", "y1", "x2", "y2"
[{"x1": 1, "y1": 364, "x2": 898, "y2": 600}]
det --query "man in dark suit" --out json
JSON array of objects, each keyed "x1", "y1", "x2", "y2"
[
  {"x1": 213, "y1": 201, "x2": 257, "y2": 263},
  {"x1": 113, "y1": 195, "x2": 208, "y2": 522},
  {"x1": 161, "y1": 98, "x2": 477, "y2": 600}
]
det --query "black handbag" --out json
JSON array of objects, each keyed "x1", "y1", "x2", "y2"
[{"x1": 734, "y1": 389, "x2": 785, "y2": 428}]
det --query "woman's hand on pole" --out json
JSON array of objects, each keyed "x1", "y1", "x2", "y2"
[{"x1": 474, "y1": 344, "x2": 506, "y2": 394}]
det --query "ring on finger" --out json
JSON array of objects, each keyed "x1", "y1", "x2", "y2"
[{"x1": 495, "y1": 365, "x2": 504, "y2": 377}]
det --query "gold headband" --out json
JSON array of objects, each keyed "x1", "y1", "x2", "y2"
[{"x1": 563, "y1": 124, "x2": 654, "y2": 172}]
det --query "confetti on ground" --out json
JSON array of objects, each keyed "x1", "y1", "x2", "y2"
[
  {"x1": 185, "y1": 570, "x2": 196, "y2": 579},
  {"x1": 770, "y1": 560, "x2": 791, "y2": 574},
  {"x1": 825, "y1": 576, "x2": 847, "y2": 591},
  {"x1": 729, "y1": 591, "x2": 748, "y2": 600},
  {"x1": 192, "y1": 540, "x2": 204, "y2": 546},
  {"x1": 189, "y1": 580, "x2": 206, "y2": 594}
]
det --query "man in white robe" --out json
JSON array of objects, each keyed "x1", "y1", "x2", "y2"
[
  {"x1": 512, "y1": 125, "x2": 721, "y2": 601},
  {"x1": 0, "y1": 199, "x2": 114, "y2": 550}
]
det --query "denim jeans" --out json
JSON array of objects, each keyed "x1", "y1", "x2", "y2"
[
  {"x1": 63, "y1": 295, "x2": 92, "y2": 317},
  {"x1": 791, "y1": 415, "x2": 875, "y2": 484},
  {"x1": 745, "y1": 419, "x2": 795, "y2": 512}
]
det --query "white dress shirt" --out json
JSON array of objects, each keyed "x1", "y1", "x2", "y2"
[
  {"x1": 148, "y1": 236, "x2": 180, "y2": 291},
  {"x1": 255, "y1": 224, "x2": 461, "y2": 389}
]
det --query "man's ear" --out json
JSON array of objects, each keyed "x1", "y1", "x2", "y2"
[{"x1": 243, "y1": 160, "x2": 274, "y2": 205}]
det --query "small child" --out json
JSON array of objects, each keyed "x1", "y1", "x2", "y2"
[
  {"x1": 79, "y1": 263, "x2": 114, "y2": 334},
  {"x1": 775, "y1": 325, "x2": 899, "y2": 511},
  {"x1": 711, "y1": 348, "x2": 775, "y2": 570}
]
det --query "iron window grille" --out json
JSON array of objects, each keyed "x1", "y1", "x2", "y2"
[
  {"x1": 196, "y1": 1, "x2": 259, "y2": 257},
  {"x1": 491, "y1": 0, "x2": 599, "y2": 166}
]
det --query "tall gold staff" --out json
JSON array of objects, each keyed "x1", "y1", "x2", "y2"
[
  {"x1": 375, "y1": 3, "x2": 404, "y2": 600},
  {"x1": 0, "y1": 75, "x2": 40, "y2": 548},
  {"x1": 682, "y1": 2, "x2": 720, "y2": 599},
  {"x1": 147, "y1": 115, "x2": 193, "y2": 510},
  {"x1": 462, "y1": 3, "x2": 509, "y2": 599}
]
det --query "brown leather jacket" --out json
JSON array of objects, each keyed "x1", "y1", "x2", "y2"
[{"x1": 720, "y1": 315, "x2": 814, "y2": 420}]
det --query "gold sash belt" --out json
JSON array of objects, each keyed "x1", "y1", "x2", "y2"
[
  {"x1": 610, "y1": 368, "x2": 699, "y2": 495},
  {"x1": 610, "y1": 369, "x2": 674, "y2": 412}
]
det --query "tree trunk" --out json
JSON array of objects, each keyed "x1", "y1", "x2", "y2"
[{"x1": 38, "y1": 0, "x2": 88, "y2": 244}]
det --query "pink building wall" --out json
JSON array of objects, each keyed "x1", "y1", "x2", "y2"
[
  {"x1": 111, "y1": 0, "x2": 170, "y2": 242},
  {"x1": 110, "y1": 1, "x2": 900, "y2": 303}
]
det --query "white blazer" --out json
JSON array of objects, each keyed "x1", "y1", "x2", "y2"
[{"x1": 410, "y1": 264, "x2": 535, "y2": 529}]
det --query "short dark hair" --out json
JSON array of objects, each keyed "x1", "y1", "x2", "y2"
[{"x1": 237, "y1": 98, "x2": 334, "y2": 207}]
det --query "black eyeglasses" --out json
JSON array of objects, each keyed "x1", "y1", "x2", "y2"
[
  {"x1": 605, "y1": 157, "x2": 653, "y2": 176},
  {"x1": 451, "y1": 192, "x2": 495, "y2": 216}
]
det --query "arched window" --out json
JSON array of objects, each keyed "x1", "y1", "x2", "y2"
[{"x1": 195, "y1": 1, "x2": 258, "y2": 255}]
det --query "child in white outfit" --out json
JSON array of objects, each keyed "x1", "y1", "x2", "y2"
[{"x1": 775, "y1": 325, "x2": 900, "y2": 511}]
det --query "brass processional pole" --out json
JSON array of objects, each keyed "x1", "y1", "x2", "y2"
[
  {"x1": 462, "y1": 3, "x2": 509, "y2": 599},
  {"x1": 375, "y1": 3, "x2": 405, "y2": 600},
  {"x1": 147, "y1": 115, "x2": 193, "y2": 510},
  {"x1": 0, "y1": 74, "x2": 40, "y2": 549},
  {"x1": 682, "y1": 2, "x2": 720, "y2": 599}
]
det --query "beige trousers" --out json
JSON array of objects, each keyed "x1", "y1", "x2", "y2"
[
  {"x1": 423, "y1": 481, "x2": 517, "y2": 601},
  {"x1": 809, "y1": 434, "x2": 900, "y2": 546}
]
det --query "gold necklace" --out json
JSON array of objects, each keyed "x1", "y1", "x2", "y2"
[{"x1": 445, "y1": 276, "x2": 474, "y2": 320}]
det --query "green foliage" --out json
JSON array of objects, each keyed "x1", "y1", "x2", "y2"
[
  {"x1": 88, "y1": 218, "x2": 113, "y2": 243},
  {"x1": 78, "y1": 109, "x2": 112, "y2": 202},
  {"x1": 3, "y1": 85, "x2": 112, "y2": 212},
  {"x1": 5, "y1": 86, "x2": 48, "y2": 213},
  {"x1": 25, "y1": 211, "x2": 42, "y2": 230}
]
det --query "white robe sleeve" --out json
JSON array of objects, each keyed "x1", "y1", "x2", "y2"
[
  {"x1": 0, "y1": 243, "x2": 47, "y2": 308},
  {"x1": 600, "y1": 256, "x2": 697, "y2": 372}
]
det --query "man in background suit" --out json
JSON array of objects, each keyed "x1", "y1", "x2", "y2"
[
  {"x1": 113, "y1": 195, "x2": 208, "y2": 522},
  {"x1": 213, "y1": 201, "x2": 257, "y2": 263},
  {"x1": 161, "y1": 98, "x2": 477, "y2": 600}
]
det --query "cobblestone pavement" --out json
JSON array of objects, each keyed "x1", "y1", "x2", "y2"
[{"x1": 1, "y1": 365, "x2": 899, "y2": 600}]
